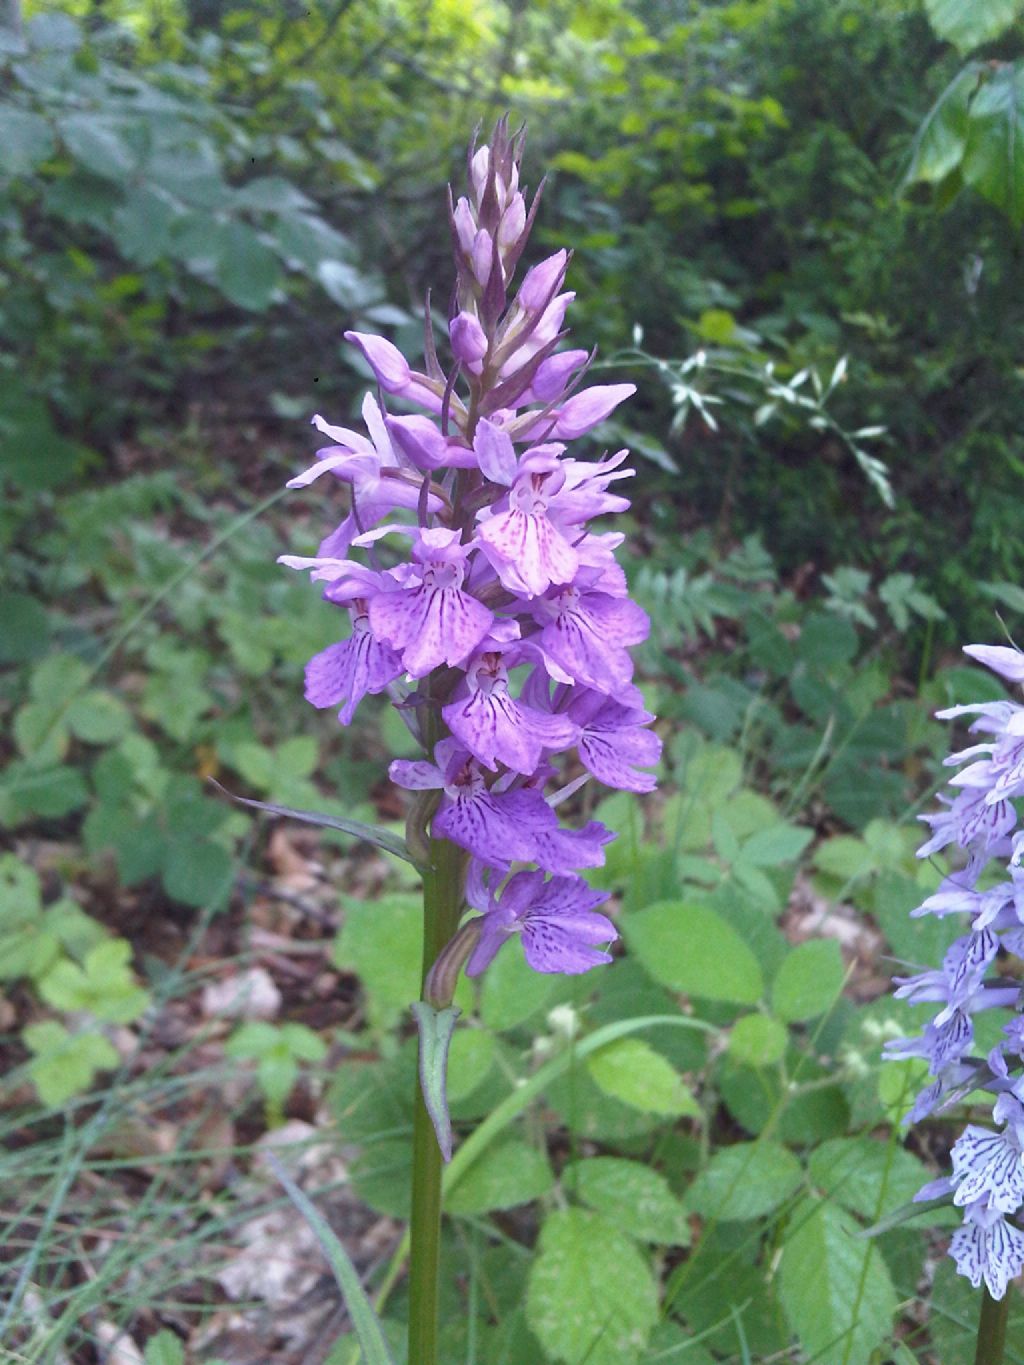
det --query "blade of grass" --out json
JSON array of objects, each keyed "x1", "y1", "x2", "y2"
[{"x1": 266, "y1": 1150, "x2": 396, "y2": 1365}]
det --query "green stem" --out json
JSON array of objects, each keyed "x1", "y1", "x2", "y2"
[
  {"x1": 407, "y1": 835, "x2": 465, "y2": 1365},
  {"x1": 974, "y1": 1288, "x2": 1010, "y2": 1365}
]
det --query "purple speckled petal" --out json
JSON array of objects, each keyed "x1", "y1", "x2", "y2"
[
  {"x1": 950, "y1": 1202, "x2": 1024, "y2": 1299},
  {"x1": 477, "y1": 508, "x2": 579, "y2": 597},
  {"x1": 304, "y1": 626, "x2": 402, "y2": 725},
  {"x1": 370, "y1": 585, "x2": 493, "y2": 677}
]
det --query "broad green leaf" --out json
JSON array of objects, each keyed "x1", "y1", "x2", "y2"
[
  {"x1": 526, "y1": 1209, "x2": 658, "y2": 1365},
  {"x1": 30, "y1": 653, "x2": 91, "y2": 705},
  {"x1": 625, "y1": 899, "x2": 764, "y2": 1005},
  {"x1": 780, "y1": 1196, "x2": 897, "y2": 1365},
  {"x1": 59, "y1": 113, "x2": 137, "y2": 180},
  {"x1": 739, "y1": 822, "x2": 813, "y2": 867},
  {"x1": 0, "y1": 762, "x2": 89, "y2": 821},
  {"x1": 0, "y1": 853, "x2": 42, "y2": 918},
  {"x1": 144, "y1": 1331, "x2": 185, "y2": 1365},
  {"x1": 216, "y1": 222, "x2": 285, "y2": 311},
  {"x1": 446, "y1": 1139, "x2": 553, "y2": 1215},
  {"x1": 0, "y1": 106, "x2": 56, "y2": 175},
  {"x1": 870, "y1": 869, "x2": 948, "y2": 968},
  {"x1": 258, "y1": 1049, "x2": 298, "y2": 1105},
  {"x1": 478, "y1": 938, "x2": 557, "y2": 1031},
  {"x1": 446, "y1": 1027, "x2": 496, "y2": 1104},
  {"x1": 280, "y1": 1022, "x2": 328, "y2": 1062},
  {"x1": 681, "y1": 743, "x2": 743, "y2": 806},
  {"x1": 276, "y1": 736, "x2": 319, "y2": 778},
  {"x1": 38, "y1": 938, "x2": 149, "y2": 1023},
  {"x1": 225, "y1": 1021, "x2": 280, "y2": 1058},
  {"x1": 0, "y1": 592, "x2": 51, "y2": 662},
  {"x1": 587, "y1": 1037, "x2": 699, "y2": 1116},
  {"x1": 273, "y1": 211, "x2": 353, "y2": 269},
  {"x1": 666, "y1": 1228, "x2": 790, "y2": 1358},
  {"x1": 66, "y1": 690, "x2": 131, "y2": 745},
  {"x1": 772, "y1": 939, "x2": 845, "y2": 1022},
  {"x1": 564, "y1": 1156, "x2": 691, "y2": 1245},
  {"x1": 963, "y1": 61, "x2": 1024, "y2": 224},
  {"x1": 728, "y1": 1013, "x2": 787, "y2": 1067},
  {"x1": 925, "y1": 0, "x2": 1020, "y2": 53},
  {"x1": 686, "y1": 1140, "x2": 801, "y2": 1221},
  {"x1": 234, "y1": 176, "x2": 314, "y2": 213},
  {"x1": 161, "y1": 839, "x2": 234, "y2": 909},
  {"x1": 23, "y1": 1022, "x2": 119, "y2": 1106},
  {"x1": 14, "y1": 699, "x2": 68, "y2": 765},
  {"x1": 111, "y1": 186, "x2": 181, "y2": 267},
  {"x1": 0, "y1": 926, "x2": 61, "y2": 982},
  {"x1": 813, "y1": 834, "x2": 872, "y2": 882},
  {"x1": 334, "y1": 894, "x2": 423, "y2": 1032}
]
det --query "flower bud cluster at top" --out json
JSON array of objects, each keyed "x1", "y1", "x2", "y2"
[
  {"x1": 886, "y1": 644, "x2": 1024, "y2": 1298},
  {"x1": 280, "y1": 120, "x2": 659, "y2": 978}
]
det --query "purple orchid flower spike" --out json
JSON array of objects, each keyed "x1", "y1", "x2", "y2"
[
  {"x1": 280, "y1": 120, "x2": 656, "y2": 1209},
  {"x1": 888, "y1": 641, "x2": 1024, "y2": 1300}
]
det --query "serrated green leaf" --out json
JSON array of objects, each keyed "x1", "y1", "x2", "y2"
[
  {"x1": 23, "y1": 1022, "x2": 119, "y2": 1106},
  {"x1": 334, "y1": 894, "x2": 423, "y2": 1032},
  {"x1": 772, "y1": 939, "x2": 845, "y2": 1022},
  {"x1": 587, "y1": 1037, "x2": 699, "y2": 1116},
  {"x1": 446, "y1": 1138, "x2": 553, "y2": 1215},
  {"x1": 625, "y1": 899, "x2": 764, "y2": 1005},
  {"x1": 807, "y1": 1137, "x2": 931, "y2": 1221},
  {"x1": 686, "y1": 1140, "x2": 802, "y2": 1221},
  {"x1": 38, "y1": 938, "x2": 149, "y2": 1023},
  {"x1": 780, "y1": 1196, "x2": 897, "y2": 1365},
  {"x1": 564, "y1": 1156, "x2": 691, "y2": 1245},
  {"x1": 526, "y1": 1208, "x2": 658, "y2": 1365}
]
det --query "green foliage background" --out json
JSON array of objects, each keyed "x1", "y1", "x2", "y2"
[{"x1": 4, "y1": 1, "x2": 1024, "y2": 1362}]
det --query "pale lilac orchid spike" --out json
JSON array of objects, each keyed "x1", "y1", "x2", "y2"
[
  {"x1": 280, "y1": 116, "x2": 653, "y2": 999},
  {"x1": 886, "y1": 640, "x2": 1024, "y2": 1295}
]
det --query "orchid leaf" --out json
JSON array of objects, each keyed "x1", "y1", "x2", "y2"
[
  {"x1": 209, "y1": 780, "x2": 417, "y2": 865},
  {"x1": 412, "y1": 1001, "x2": 461, "y2": 1162}
]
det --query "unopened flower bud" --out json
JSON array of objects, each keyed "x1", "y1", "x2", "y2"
[
  {"x1": 424, "y1": 919, "x2": 483, "y2": 1009},
  {"x1": 450, "y1": 311, "x2": 489, "y2": 371},
  {"x1": 517, "y1": 250, "x2": 568, "y2": 313}
]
